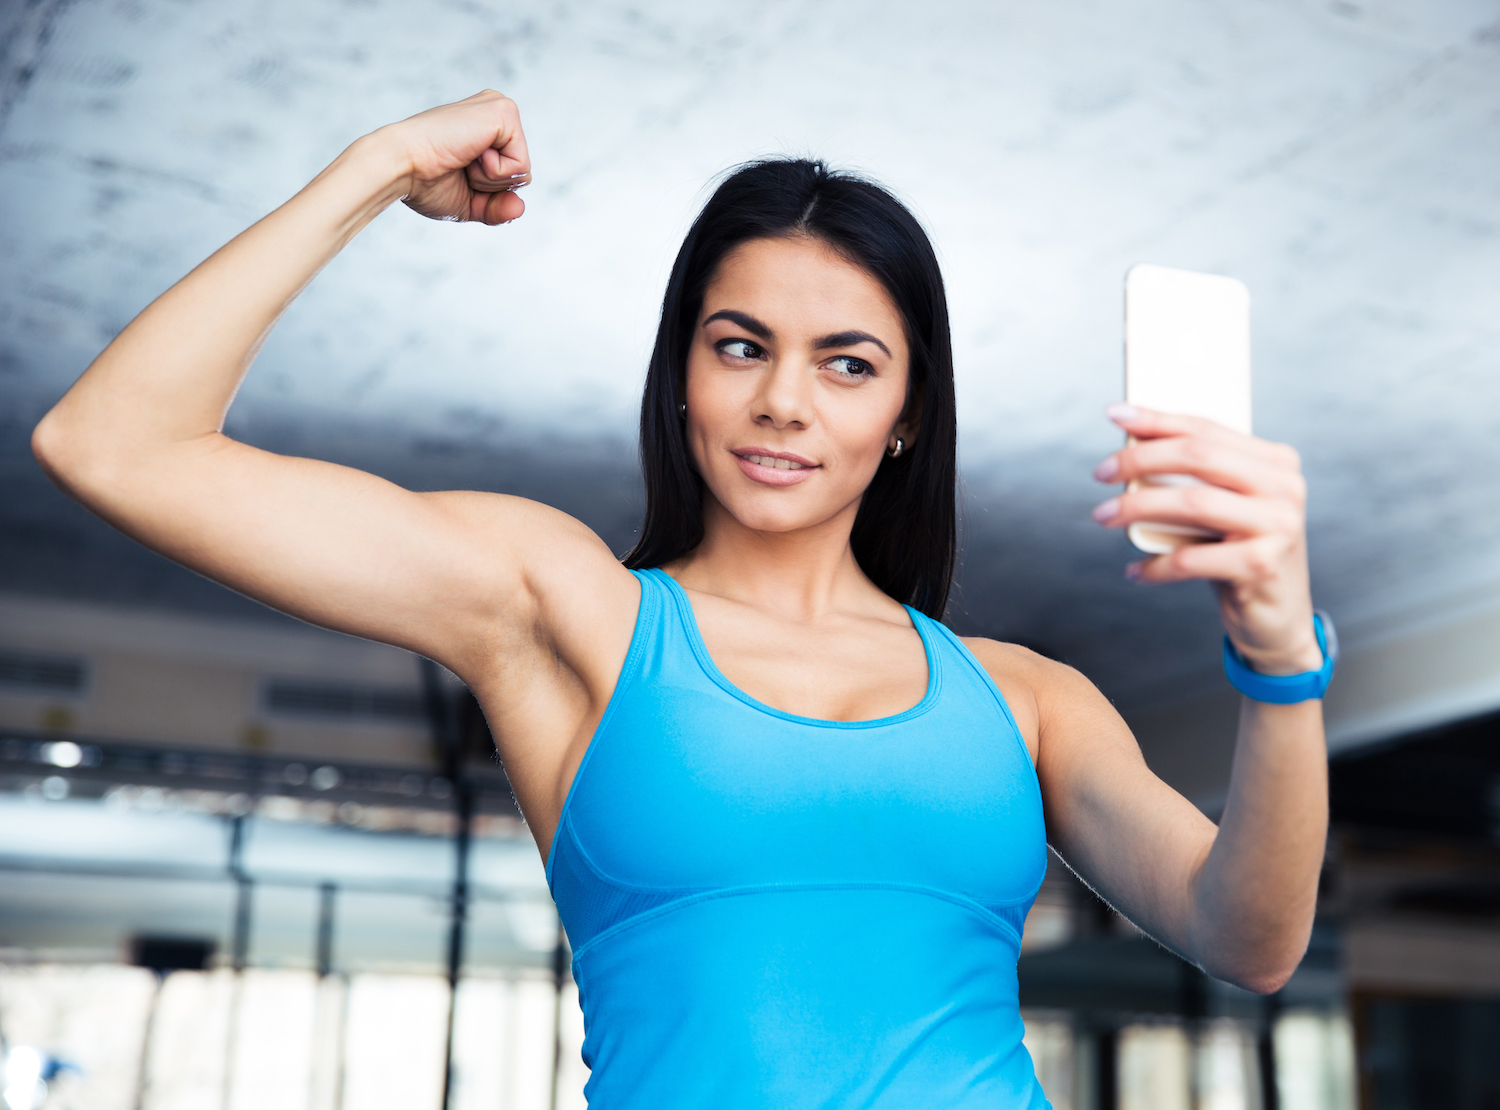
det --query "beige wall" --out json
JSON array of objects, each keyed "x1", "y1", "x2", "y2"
[{"x1": 0, "y1": 594, "x2": 434, "y2": 766}]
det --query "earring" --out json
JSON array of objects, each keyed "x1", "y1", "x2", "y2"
[
  {"x1": 888, "y1": 437, "x2": 905, "y2": 458},
  {"x1": 679, "y1": 402, "x2": 687, "y2": 418}
]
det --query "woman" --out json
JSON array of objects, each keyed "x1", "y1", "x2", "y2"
[{"x1": 34, "y1": 91, "x2": 1328, "y2": 1107}]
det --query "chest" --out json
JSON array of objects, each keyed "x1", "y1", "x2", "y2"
[
  {"x1": 686, "y1": 593, "x2": 931, "y2": 722},
  {"x1": 569, "y1": 670, "x2": 1047, "y2": 907}
]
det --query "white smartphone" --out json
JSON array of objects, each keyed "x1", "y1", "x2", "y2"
[{"x1": 1123, "y1": 263, "x2": 1252, "y2": 555}]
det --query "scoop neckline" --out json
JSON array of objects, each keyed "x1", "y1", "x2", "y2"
[{"x1": 646, "y1": 568, "x2": 941, "y2": 729}]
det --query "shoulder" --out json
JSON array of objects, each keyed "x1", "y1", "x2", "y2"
[
  {"x1": 958, "y1": 637, "x2": 1120, "y2": 764},
  {"x1": 417, "y1": 490, "x2": 640, "y2": 679},
  {"x1": 420, "y1": 490, "x2": 629, "y2": 589},
  {"x1": 956, "y1": 637, "x2": 1053, "y2": 763}
]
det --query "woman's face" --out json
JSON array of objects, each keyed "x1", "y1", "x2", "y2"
[{"x1": 685, "y1": 235, "x2": 915, "y2": 540}]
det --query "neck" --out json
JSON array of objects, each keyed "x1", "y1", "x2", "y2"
[{"x1": 666, "y1": 495, "x2": 890, "y2": 621}]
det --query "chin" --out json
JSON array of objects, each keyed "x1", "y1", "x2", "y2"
[{"x1": 716, "y1": 489, "x2": 853, "y2": 536}]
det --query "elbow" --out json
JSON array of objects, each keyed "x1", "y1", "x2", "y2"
[
  {"x1": 1191, "y1": 883, "x2": 1317, "y2": 996},
  {"x1": 1231, "y1": 962, "x2": 1298, "y2": 996},
  {"x1": 32, "y1": 405, "x2": 110, "y2": 499},
  {"x1": 1204, "y1": 937, "x2": 1309, "y2": 996},
  {"x1": 31, "y1": 407, "x2": 74, "y2": 481}
]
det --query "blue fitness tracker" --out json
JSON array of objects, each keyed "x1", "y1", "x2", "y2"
[{"x1": 1223, "y1": 611, "x2": 1338, "y2": 704}]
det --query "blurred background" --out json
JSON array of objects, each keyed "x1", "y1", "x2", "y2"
[{"x1": 1, "y1": 0, "x2": 1499, "y2": 1107}]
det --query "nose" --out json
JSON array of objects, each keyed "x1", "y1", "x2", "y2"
[{"x1": 752, "y1": 356, "x2": 814, "y2": 430}]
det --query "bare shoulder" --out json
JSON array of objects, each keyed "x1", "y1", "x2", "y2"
[
  {"x1": 959, "y1": 637, "x2": 1127, "y2": 765},
  {"x1": 416, "y1": 490, "x2": 639, "y2": 681},
  {"x1": 422, "y1": 489, "x2": 621, "y2": 563},
  {"x1": 420, "y1": 490, "x2": 628, "y2": 582}
]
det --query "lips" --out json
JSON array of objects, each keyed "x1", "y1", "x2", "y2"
[
  {"x1": 741, "y1": 453, "x2": 809, "y2": 470},
  {"x1": 732, "y1": 448, "x2": 819, "y2": 487}
]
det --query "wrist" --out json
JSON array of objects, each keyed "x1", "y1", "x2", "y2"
[
  {"x1": 300, "y1": 130, "x2": 414, "y2": 232},
  {"x1": 1223, "y1": 612, "x2": 1338, "y2": 704},
  {"x1": 344, "y1": 128, "x2": 418, "y2": 205},
  {"x1": 1233, "y1": 636, "x2": 1325, "y2": 676}
]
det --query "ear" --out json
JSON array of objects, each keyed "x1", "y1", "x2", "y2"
[{"x1": 888, "y1": 381, "x2": 923, "y2": 453}]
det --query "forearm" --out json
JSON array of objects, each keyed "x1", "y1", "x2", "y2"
[
  {"x1": 34, "y1": 129, "x2": 411, "y2": 482},
  {"x1": 1187, "y1": 697, "x2": 1326, "y2": 991}
]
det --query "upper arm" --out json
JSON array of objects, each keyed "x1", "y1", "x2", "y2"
[
  {"x1": 965, "y1": 638, "x2": 1218, "y2": 956},
  {"x1": 34, "y1": 427, "x2": 628, "y2": 677}
]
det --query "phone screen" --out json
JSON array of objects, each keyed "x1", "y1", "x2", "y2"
[{"x1": 1123, "y1": 264, "x2": 1252, "y2": 555}]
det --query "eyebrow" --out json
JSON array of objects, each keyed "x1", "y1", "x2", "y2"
[
  {"x1": 701, "y1": 310, "x2": 892, "y2": 358},
  {"x1": 702, "y1": 309, "x2": 772, "y2": 340},
  {"x1": 815, "y1": 329, "x2": 892, "y2": 358}
]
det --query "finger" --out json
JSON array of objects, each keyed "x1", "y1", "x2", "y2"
[
  {"x1": 1107, "y1": 404, "x2": 1296, "y2": 469},
  {"x1": 1094, "y1": 484, "x2": 1297, "y2": 537},
  {"x1": 1129, "y1": 534, "x2": 1295, "y2": 585},
  {"x1": 491, "y1": 102, "x2": 531, "y2": 178},
  {"x1": 473, "y1": 146, "x2": 531, "y2": 188},
  {"x1": 1108, "y1": 403, "x2": 1242, "y2": 442},
  {"x1": 472, "y1": 188, "x2": 524, "y2": 225},
  {"x1": 1100, "y1": 436, "x2": 1306, "y2": 501},
  {"x1": 467, "y1": 163, "x2": 531, "y2": 198},
  {"x1": 451, "y1": 92, "x2": 529, "y2": 181}
]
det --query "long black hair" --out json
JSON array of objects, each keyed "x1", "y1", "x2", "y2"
[{"x1": 623, "y1": 158, "x2": 958, "y2": 620}]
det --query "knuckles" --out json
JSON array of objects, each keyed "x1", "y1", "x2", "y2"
[
  {"x1": 1182, "y1": 436, "x2": 1214, "y2": 468},
  {"x1": 1242, "y1": 537, "x2": 1282, "y2": 579},
  {"x1": 1179, "y1": 484, "x2": 1215, "y2": 516},
  {"x1": 1284, "y1": 471, "x2": 1308, "y2": 509},
  {"x1": 1272, "y1": 442, "x2": 1302, "y2": 471}
]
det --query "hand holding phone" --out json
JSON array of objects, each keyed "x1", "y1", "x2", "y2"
[
  {"x1": 1122, "y1": 264, "x2": 1251, "y2": 554},
  {"x1": 1093, "y1": 265, "x2": 1320, "y2": 675}
]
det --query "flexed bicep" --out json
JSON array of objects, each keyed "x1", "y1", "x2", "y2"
[{"x1": 29, "y1": 92, "x2": 602, "y2": 675}]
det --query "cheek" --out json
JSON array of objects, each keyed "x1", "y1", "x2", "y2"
[
  {"x1": 683, "y1": 350, "x2": 717, "y2": 416},
  {"x1": 684, "y1": 359, "x2": 755, "y2": 445},
  {"x1": 846, "y1": 390, "x2": 908, "y2": 456},
  {"x1": 821, "y1": 400, "x2": 904, "y2": 489},
  {"x1": 682, "y1": 359, "x2": 735, "y2": 474}
]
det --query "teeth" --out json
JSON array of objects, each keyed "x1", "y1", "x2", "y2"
[{"x1": 746, "y1": 454, "x2": 806, "y2": 470}]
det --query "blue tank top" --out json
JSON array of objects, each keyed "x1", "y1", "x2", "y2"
[{"x1": 547, "y1": 568, "x2": 1051, "y2": 1108}]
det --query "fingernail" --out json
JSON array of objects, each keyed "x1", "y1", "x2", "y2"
[
  {"x1": 1091, "y1": 498, "x2": 1120, "y2": 523},
  {"x1": 1106, "y1": 403, "x2": 1139, "y2": 423},
  {"x1": 1124, "y1": 561, "x2": 1144, "y2": 581},
  {"x1": 1093, "y1": 455, "x2": 1120, "y2": 481}
]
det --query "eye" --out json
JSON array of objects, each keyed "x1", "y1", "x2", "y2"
[
  {"x1": 825, "y1": 355, "x2": 874, "y2": 379},
  {"x1": 716, "y1": 338, "x2": 764, "y2": 362}
]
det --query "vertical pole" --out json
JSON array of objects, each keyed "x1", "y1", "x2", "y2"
[
  {"x1": 422, "y1": 657, "x2": 470, "y2": 1110},
  {"x1": 1069, "y1": 880, "x2": 1120, "y2": 1110},
  {"x1": 223, "y1": 813, "x2": 253, "y2": 1110},
  {"x1": 131, "y1": 972, "x2": 165, "y2": 1110},
  {"x1": 310, "y1": 883, "x2": 340, "y2": 1110},
  {"x1": 316, "y1": 882, "x2": 336, "y2": 978},
  {"x1": 229, "y1": 814, "x2": 253, "y2": 971},
  {"x1": 549, "y1": 919, "x2": 568, "y2": 1110},
  {"x1": 440, "y1": 783, "x2": 473, "y2": 1110},
  {"x1": 1180, "y1": 962, "x2": 1208, "y2": 1110},
  {"x1": 1093, "y1": 1026, "x2": 1118, "y2": 1110},
  {"x1": 1257, "y1": 991, "x2": 1281, "y2": 1110}
]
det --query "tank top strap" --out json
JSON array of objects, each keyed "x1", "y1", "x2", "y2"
[
  {"x1": 627, "y1": 567, "x2": 705, "y2": 686},
  {"x1": 636, "y1": 566, "x2": 704, "y2": 633},
  {"x1": 629, "y1": 565, "x2": 669, "y2": 604},
  {"x1": 633, "y1": 566, "x2": 679, "y2": 629}
]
